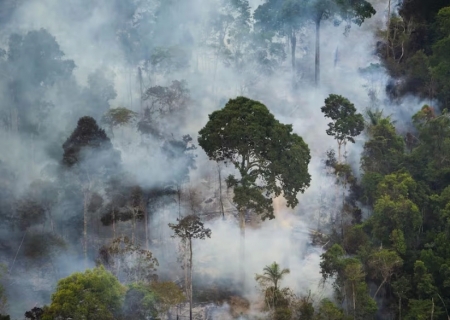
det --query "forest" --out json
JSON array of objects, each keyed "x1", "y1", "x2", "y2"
[{"x1": 0, "y1": 0, "x2": 449, "y2": 319}]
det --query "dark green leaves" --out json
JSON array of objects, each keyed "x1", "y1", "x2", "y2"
[
  {"x1": 321, "y1": 94, "x2": 364, "y2": 145},
  {"x1": 198, "y1": 96, "x2": 311, "y2": 220}
]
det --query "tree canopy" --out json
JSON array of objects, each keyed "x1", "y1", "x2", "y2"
[
  {"x1": 198, "y1": 96, "x2": 311, "y2": 220},
  {"x1": 42, "y1": 266, "x2": 124, "y2": 320}
]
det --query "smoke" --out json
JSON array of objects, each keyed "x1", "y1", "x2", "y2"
[{"x1": 0, "y1": 0, "x2": 432, "y2": 318}]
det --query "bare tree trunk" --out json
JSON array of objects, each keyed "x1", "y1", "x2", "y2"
[
  {"x1": 83, "y1": 190, "x2": 90, "y2": 267},
  {"x1": 386, "y1": 0, "x2": 391, "y2": 58},
  {"x1": 239, "y1": 208, "x2": 246, "y2": 288},
  {"x1": 315, "y1": 19, "x2": 321, "y2": 86},
  {"x1": 112, "y1": 207, "x2": 116, "y2": 239},
  {"x1": 131, "y1": 209, "x2": 136, "y2": 244},
  {"x1": 431, "y1": 297, "x2": 435, "y2": 320},
  {"x1": 177, "y1": 185, "x2": 181, "y2": 218},
  {"x1": 138, "y1": 67, "x2": 143, "y2": 115},
  {"x1": 144, "y1": 197, "x2": 149, "y2": 249},
  {"x1": 290, "y1": 30, "x2": 296, "y2": 75},
  {"x1": 184, "y1": 240, "x2": 189, "y2": 309},
  {"x1": 189, "y1": 238, "x2": 193, "y2": 320},
  {"x1": 399, "y1": 297, "x2": 402, "y2": 320},
  {"x1": 373, "y1": 277, "x2": 387, "y2": 299},
  {"x1": 352, "y1": 282, "x2": 356, "y2": 320},
  {"x1": 217, "y1": 164, "x2": 225, "y2": 220},
  {"x1": 46, "y1": 207, "x2": 54, "y2": 233}
]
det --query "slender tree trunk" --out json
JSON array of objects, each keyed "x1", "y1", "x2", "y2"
[
  {"x1": 131, "y1": 209, "x2": 136, "y2": 244},
  {"x1": 399, "y1": 297, "x2": 402, "y2": 320},
  {"x1": 112, "y1": 207, "x2": 116, "y2": 239},
  {"x1": 189, "y1": 238, "x2": 193, "y2": 320},
  {"x1": 184, "y1": 240, "x2": 188, "y2": 314},
  {"x1": 290, "y1": 30, "x2": 296, "y2": 74},
  {"x1": 431, "y1": 297, "x2": 435, "y2": 320},
  {"x1": 386, "y1": 0, "x2": 391, "y2": 58},
  {"x1": 144, "y1": 196, "x2": 149, "y2": 249},
  {"x1": 315, "y1": 19, "x2": 321, "y2": 86},
  {"x1": 352, "y1": 282, "x2": 356, "y2": 320},
  {"x1": 217, "y1": 164, "x2": 225, "y2": 220},
  {"x1": 83, "y1": 190, "x2": 90, "y2": 267},
  {"x1": 47, "y1": 208, "x2": 54, "y2": 233},
  {"x1": 373, "y1": 277, "x2": 387, "y2": 299},
  {"x1": 239, "y1": 207, "x2": 246, "y2": 288}
]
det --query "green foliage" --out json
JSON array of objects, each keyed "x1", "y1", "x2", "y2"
[
  {"x1": 405, "y1": 299, "x2": 443, "y2": 320},
  {"x1": 255, "y1": 261, "x2": 290, "y2": 291},
  {"x1": 102, "y1": 107, "x2": 137, "y2": 128},
  {"x1": 150, "y1": 281, "x2": 185, "y2": 315},
  {"x1": 361, "y1": 118, "x2": 405, "y2": 176},
  {"x1": 315, "y1": 299, "x2": 347, "y2": 320},
  {"x1": 342, "y1": 224, "x2": 369, "y2": 255},
  {"x1": 321, "y1": 94, "x2": 364, "y2": 153},
  {"x1": 43, "y1": 266, "x2": 125, "y2": 320},
  {"x1": 390, "y1": 229, "x2": 407, "y2": 255},
  {"x1": 367, "y1": 172, "x2": 421, "y2": 247},
  {"x1": 381, "y1": 2, "x2": 450, "y2": 109},
  {"x1": 198, "y1": 96, "x2": 311, "y2": 220},
  {"x1": 122, "y1": 281, "x2": 184, "y2": 319},
  {"x1": 122, "y1": 283, "x2": 158, "y2": 320}
]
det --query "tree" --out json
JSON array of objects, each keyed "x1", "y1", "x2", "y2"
[
  {"x1": 122, "y1": 283, "x2": 158, "y2": 320},
  {"x1": 254, "y1": 0, "x2": 307, "y2": 74},
  {"x1": 62, "y1": 116, "x2": 121, "y2": 263},
  {"x1": 143, "y1": 80, "x2": 190, "y2": 117},
  {"x1": 102, "y1": 107, "x2": 137, "y2": 137},
  {"x1": 0, "y1": 265, "x2": 7, "y2": 315},
  {"x1": 361, "y1": 118, "x2": 405, "y2": 176},
  {"x1": 316, "y1": 299, "x2": 346, "y2": 320},
  {"x1": 320, "y1": 245, "x2": 376, "y2": 318},
  {"x1": 255, "y1": 261, "x2": 290, "y2": 291},
  {"x1": 321, "y1": 94, "x2": 364, "y2": 162},
  {"x1": 307, "y1": 0, "x2": 375, "y2": 85},
  {"x1": 25, "y1": 307, "x2": 44, "y2": 320},
  {"x1": 150, "y1": 281, "x2": 186, "y2": 318},
  {"x1": 43, "y1": 266, "x2": 124, "y2": 320},
  {"x1": 169, "y1": 215, "x2": 211, "y2": 320},
  {"x1": 370, "y1": 172, "x2": 422, "y2": 246},
  {"x1": 368, "y1": 249, "x2": 403, "y2": 299},
  {"x1": 62, "y1": 116, "x2": 120, "y2": 169},
  {"x1": 5, "y1": 29, "x2": 76, "y2": 134},
  {"x1": 198, "y1": 97, "x2": 310, "y2": 282},
  {"x1": 255, "y1": 261, "x2": 291, "y2": 312},
  {"x1": 97, "y1": 236, "x2": 158, "y2": 285}
]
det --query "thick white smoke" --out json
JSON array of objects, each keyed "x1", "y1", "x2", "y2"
[{"x1": 0, "y1": 0, "x2": 432, "y2": 317}]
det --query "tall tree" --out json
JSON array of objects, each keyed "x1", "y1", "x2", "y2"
[
  {"x1": 369, "y1": 249, "x2": 403, "y2": 299},
  {"x1": 4, "y1": 29, "x2": 75, "y2": 134},
  {"x1": 169, "y1": 215, "x2": 211, "y2": 320},
  {"x1": 42, "y1": 266, "x2": 124, "y2": 320},
  {"x1": 254, "y1": 0, "x2": 307, "y2": 74},
  {"x1": 198, "y1": 96, "x2": 310, "y2": 284},
  {"x1": 321, "y1": 94, "x2": 364, "y2": 162},
  {"x1": 62, "y1": 116, "x2": 121, "y2": 264},
  {"x1": 307, "y1": 0, "x2": 375, "y2": 85}
]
